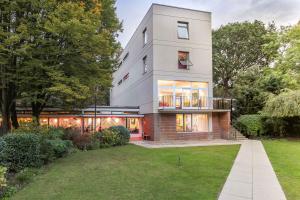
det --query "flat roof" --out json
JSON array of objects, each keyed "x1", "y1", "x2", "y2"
[{"x1": 152, "y1": 3, "x2": 211, "y2": 14}]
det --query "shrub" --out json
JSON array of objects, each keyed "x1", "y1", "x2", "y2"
[
  {"x1": 45, "y1": 139, "x2": 73, "y2": 158},
  {"x1": 0, "y1": 166, "x2": 7, "y2": 188},
  {"x1": 71, "y1": 134, "x2": 98, "y2": 150},
  {"x1": 0, "y1": 134, "x2": 42, "y2": 172},
  {"x1": 101, "y1": 129, "x2": 121, "y2": 146},
  {"x1": 15, "y1": 168, "x2": 40, "y2": 185},
  {"x1": 108, "y1": 126, "x2": 130, "y2": 145},
  {"x1": 63, "y1": 127, "x2": 81, "y2": 141},
  {"x1": 45, "y1": 127, "x2": 65, "y2": 140},
  {"x1": 12, "y1": 122, "x2": 49, "y2": 135},
  {"x1": 235, "y1": 114, "x2": 262, "y2": 137},
  {"x1": 0, "y1": 185, "x2": 17, "y2": 199}
]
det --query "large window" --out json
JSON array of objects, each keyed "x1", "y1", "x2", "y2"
[
  {"x1": 158, "y1": 80, "x2": 209, "y2": 108},
  {"x1": 177, "y1": 21, "x2": 189, "y2": 39},
  {"x1": 176, "y1": 114, "x2": 209, "y2": 132}
]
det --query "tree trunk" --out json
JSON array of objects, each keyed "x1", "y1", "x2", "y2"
[
  {"x1": 32, "y1": 102, "x2": 41, "y2": 125},
  {"x1": 10, "y1": 101, "x2": 19, "y2": 129},
  {"x1": 1, "y1": 87, "x2": 10, "y2": 135}
]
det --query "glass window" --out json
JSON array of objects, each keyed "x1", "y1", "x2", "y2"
[
  {"x1": 49, "y1": 118, "x2": 58, "y2": 127},
  {"x1": 158, "y1": 81, "x2": 209, "y2": 108},
  {"x1": 143, "y1": 28, "x2": 147, "y2": 45},
  {"x1": 176, "y1": 114, "x2": 209, "y2": 132},
  {"x1": 59, "y1": 118, "x2": 81, "y2": 129},
  {"x1": 127, "y1": 118, "x2": 140, "y2": 134},
  {"x1": 158, "y1": 80, "x2": 174, "y2": 87},
  {"x1": 178, "y1": 51, "x2": 189, "y2": 69},
  {"x1": 175, "y1": 81, "x2": 191, "y2": 88},
  {"x1": 192, "y1": 82, "x2": 208, "y2": 88},
  {"x1": 192, "y1": 114, "x2": 209, "y2": 132},
  {"x1": 184, "y1": 114, "x2": 192, "y2": 132},
  {"x1": 176, "y1": 114, "x2": 184, "y2": 132},
  {"x1": 177, "y1": 22, "x2": 189, "y2": 39},
  {"x1": 40, "y1": 118, "x2": 48, "y2": 126},
  {"x1": 143, "y1": 56, "x2": 147, "y2": 74},
  {"x1": 182, "y1": 88, "x2": 191, "y2": 107},
  {"x1": 159, "y1": 88, "x2": 174, "y2": 107}
]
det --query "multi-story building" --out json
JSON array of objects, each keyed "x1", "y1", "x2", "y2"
[{"x1": 111, "y1": 4, "x2": 231, "y2": 141}]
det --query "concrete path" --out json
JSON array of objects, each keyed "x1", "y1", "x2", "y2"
[
  {"x1": 218, "y1": 140, "x2": 286, "y2": 200},
  {"x1": 131, "y1": 139, "x2": 243, "y2": 148}
]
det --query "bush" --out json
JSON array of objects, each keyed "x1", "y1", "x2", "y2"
[
  {"x1": 101, "y1": 129, "x2": 122, "y2": 146},
  {"x1": 108, "y1": 126, "x2": 130, "y2": 145},
  {"x1": 71, "y1": 134, "x2": 99, "y2": 150},
  {"x1": 40, "y1": 139, "x2": 73, "y2": 162},
  {"x1": 12, "y1": 123, "x2": 49, "y2": 135},
  {"x1": 46, "y1": 127, "x2": 65, "y2": 140},
  {"x1": 15, "y1": 168, "x2": 40, "y2": 185},
  {"x1": 63, "y1": 127, "x2": 81, "y2": 141},
  {"x1": 0, "y1": 134, "x2": 42, "y2": 172},
  {"x1": 0, "y1": 166, "x2": 7, "y2": 188},
  {"x1": 235, "y1": 114, "x2": 263, "y2": 137}
]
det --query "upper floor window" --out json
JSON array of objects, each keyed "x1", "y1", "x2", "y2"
[
  {"x1": 178, "y1": 51, "x2": 192, "y2": 69},
  {"x1": 143, "y1": 28, "x2": 148, "y2": 45},
  {"x1": 143, "y1": 56, "x2": 148, "y2": 74},
  {"x1": 177, "y1": 22, "x2": 189, "y2": 39}
]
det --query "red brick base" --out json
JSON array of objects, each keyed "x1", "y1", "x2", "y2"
[{"x1": 143, "y1": 112, "x2": 230, "y2": 141}]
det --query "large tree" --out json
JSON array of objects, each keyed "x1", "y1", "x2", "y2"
[
  {"x1": 0, "y1": 0, "x2": 121, "y2": 132},
  {"x1": 212, "y1": 20, "x2": 277, "y2": 97}
]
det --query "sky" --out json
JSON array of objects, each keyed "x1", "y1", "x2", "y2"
[{"x1": 116, "y1": 0, "x2": 300, "y2": 47}]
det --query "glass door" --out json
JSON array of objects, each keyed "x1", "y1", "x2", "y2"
[
  {"x1": 192, "y1": 89, "x2": 199, "y2": 108},
  {"x1": 182, "y1": 88, "x2": 191, "y2": 108}
]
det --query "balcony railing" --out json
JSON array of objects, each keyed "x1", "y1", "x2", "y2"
[{"x1": 158, "y1": 96, "x2": 231, "y2": 110}]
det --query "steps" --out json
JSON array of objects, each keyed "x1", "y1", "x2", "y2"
[{"x1": 230, "y1": 126, "x2": 247, "y2": 140}]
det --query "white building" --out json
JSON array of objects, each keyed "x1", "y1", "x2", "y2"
[{"x1": 111, "y1": 4, "x2": 231, "y2": 141}]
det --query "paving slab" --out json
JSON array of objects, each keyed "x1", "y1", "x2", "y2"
[
  {"x1": 218, "y1": 140, "x2": 286, "y2": 200},
  {"x1": 131, "y1": 139, "x2": 243, "y2": 148}
]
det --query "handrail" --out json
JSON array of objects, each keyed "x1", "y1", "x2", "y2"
[{"x1": 158, "y1": 95, "x2": 231, "y2": 110}]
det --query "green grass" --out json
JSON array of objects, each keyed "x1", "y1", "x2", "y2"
[
  {"x1": 12, "y1": 144, "x2": 239, "y2": 200},
  {"x1": 263, "y1": 139, "x2": 300, "y2": 200}
]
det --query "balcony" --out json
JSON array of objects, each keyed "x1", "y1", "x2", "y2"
[{"x1": 158, "y1": 96, "x2": 231, "y2": 111}]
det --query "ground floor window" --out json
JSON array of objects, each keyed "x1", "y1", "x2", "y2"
[{"x1": 176, "y1": 114, "x2": 208, "y2": 132}]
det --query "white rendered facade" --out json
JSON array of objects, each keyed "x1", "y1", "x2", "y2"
[{"x1": 111, "y1": 4, "x2": 213, "y2": 114}]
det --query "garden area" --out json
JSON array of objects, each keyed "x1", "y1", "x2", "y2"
[
  {"x1": 263, "y1": 139, "x2": 300, "y2": 200},
  {"x1": 9, "y1": 144, "x2": 239, "y2": 200},
  {"x1": 0, "y1": 124, "x2": 131, "y2": 199}
]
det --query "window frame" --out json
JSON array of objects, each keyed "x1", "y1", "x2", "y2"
[{"x1": 177, "y1": 21, "x2": 189, "y2": 40}]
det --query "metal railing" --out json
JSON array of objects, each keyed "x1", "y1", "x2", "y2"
[{"x1": 158, "y1": 96, "x2": 231, "y2": 110}]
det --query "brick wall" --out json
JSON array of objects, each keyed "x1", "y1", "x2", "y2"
[
  {"x1": 212, "y1": 112, "x2": 230, "y2": 139},
  {"x1": 159, "y1": 113, "x2": 210, "y2": 140},
  {"x1": 143, "y1": 112, "x2": 230, "y2": 141}
]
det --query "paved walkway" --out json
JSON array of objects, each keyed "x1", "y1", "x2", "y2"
[
  {"x1": 218, "y1": 140, "x2": 286, "y2": 200},
  {"x1": 131, "y1": 139, "x2": 243, "y2": 148}
]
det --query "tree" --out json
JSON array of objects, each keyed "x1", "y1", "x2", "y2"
[
  {"x1": 0, "y1": 0, "x2": 35, "y2": 133},
  {"x1": 232, "y1": 66, "x2": 267, "y2": 115},
  {"x1": 0, "y1": 0, "x2": 121, "y2": 131},
  {"x1": 212, "y1": 20, "x2": 278, "y2": 97}
]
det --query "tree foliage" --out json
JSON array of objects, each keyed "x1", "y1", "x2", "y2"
[
  {"x1": 213, "y1": 20, "x2": 277, "y2": 97},
  {"x1": 263, "y1": 90, "x2": 300, "y2": 118},
  {"x1": 0, "y1": 0, "x2": 121, "y2": 132}
]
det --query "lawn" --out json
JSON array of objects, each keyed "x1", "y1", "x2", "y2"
[
  {"x1": 263, "y1": 139, "x2": 300, "y2": 200},
  {"x1": 12, "y1": 144, "x2": 239, "y2": 200}
]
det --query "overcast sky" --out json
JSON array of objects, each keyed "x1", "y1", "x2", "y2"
[{"x1": 116, "y1": 0, "x2": 300, "y2": 47}]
